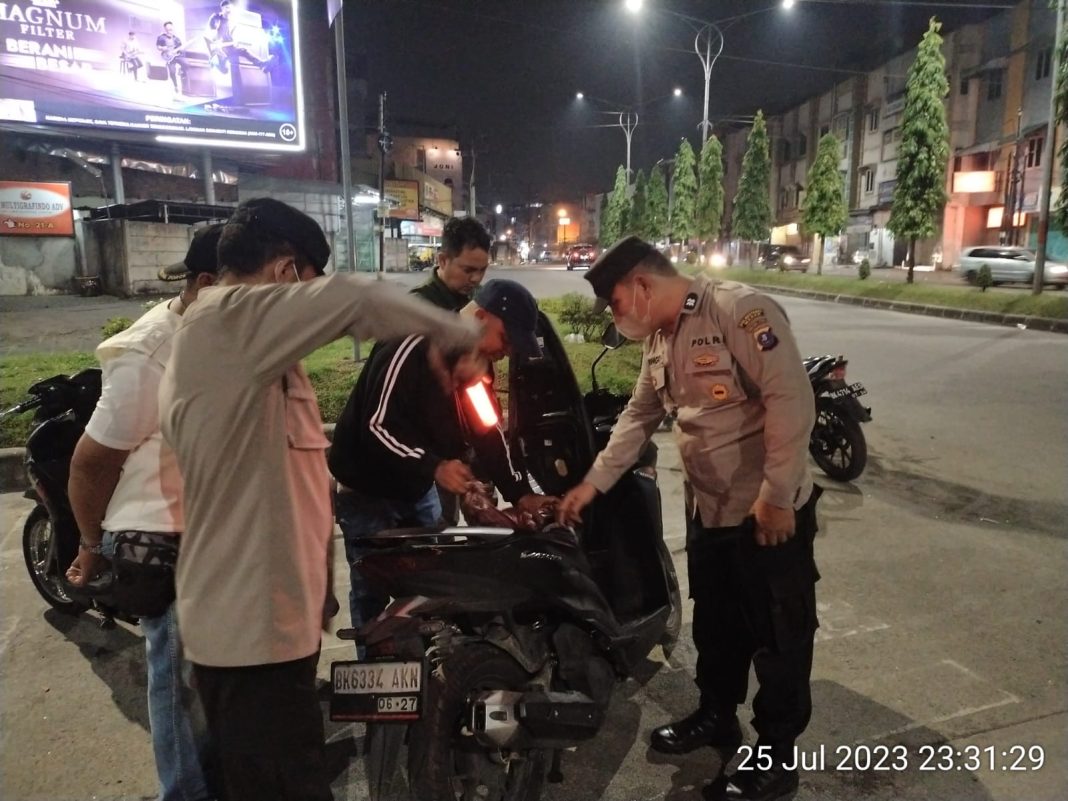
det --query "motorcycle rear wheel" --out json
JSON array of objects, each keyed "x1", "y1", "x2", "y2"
[
  {"x1": 408, "y1": 644, "x2": 547, "y2": 801},
  {"x1": 810, "y1": 408, "x2": 867, "y2": 482},
  {"x1": 22, "y1": 506, "x2": 86, "y2": 615}
]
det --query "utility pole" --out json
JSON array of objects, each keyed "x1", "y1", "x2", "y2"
[
  {"x1": 334, "y1": 6, "x2": 356, "y2": 274},
  {"x1": 377, "y1": 92, "x2": 391, "y2": 278},
  {"x1": 468, "y1": 144, "x2": 477, "y2": 217},
  {"x1": 1034, "y1": 0, "x2": 1065, "y2": 296},
  {"x1": 1003, "y1": 108, "x2": 1023, "y2": 246}
]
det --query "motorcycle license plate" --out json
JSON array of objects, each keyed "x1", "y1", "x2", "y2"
[
  {"x1": 329, "y1": 659, "x2": 424, "y2": 722},
  {"x1": 828, "y1": 382, "x2": 867, "y2": 400}
]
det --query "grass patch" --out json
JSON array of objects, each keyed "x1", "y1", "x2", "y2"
[
  {"x1": 1, "y1": 320, "x2": 643, "y2": 449},
  {"x1": 1, "y1": 351, "x2": 99, "y2": 448},
  {"x1": 698, "y1": 266, "x2": 1068, "y2": 319}
]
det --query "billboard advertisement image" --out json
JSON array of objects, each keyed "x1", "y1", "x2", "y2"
[{"x1": 0, "y1": 0, "x2": 305, "y2": 151}]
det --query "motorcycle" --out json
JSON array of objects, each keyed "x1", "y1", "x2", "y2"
[
  {"x1": 1, "y1": 369, "x2": 131, "y2": 623},
  {"x1": 804, "y1": 354, "x2": 871, "y2": 482},
  {"x1": 329, "y1": 321, "x2": 681, "y2": 801}
]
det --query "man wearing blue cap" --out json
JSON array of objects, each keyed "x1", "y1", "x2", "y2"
[{"x1": 329, "y1": 278, "x2": 556, "y2": 638}]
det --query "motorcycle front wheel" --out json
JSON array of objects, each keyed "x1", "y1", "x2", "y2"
[
  {"x1": 22, "y1": 506, "x2": 86, "y2": 615},
  {"x1": 408, "y1": 644, "x2": 547, "y2": 801},
  {"x1": 810, "y1": 408, "x2": 867, "y2": 482}
]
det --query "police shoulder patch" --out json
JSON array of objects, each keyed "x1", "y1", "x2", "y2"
[
  {"x1": 683, "y1": 292, "x2": 699, "y2": 312},
  {"x1": 738, "y1": 308, "x2": 766, "y2": 331},
  {"x1": 753, "y1": 325, "x2": 779, "y2": 352}
]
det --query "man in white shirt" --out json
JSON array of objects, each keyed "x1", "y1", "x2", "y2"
[
  {"x1": 159, "y1": 198, "x2": 479, "y2": 801},
  {"x1": 68, "y1": 224, "x2": 224, "y2": 801}
]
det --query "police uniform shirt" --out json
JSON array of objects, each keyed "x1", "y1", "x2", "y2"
[{"x1": 584, "y1": 274, "x2": 815, "y2": 529}]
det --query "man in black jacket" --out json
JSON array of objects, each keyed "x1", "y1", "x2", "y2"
[
  {"x1": 329, "y1": 279, "x2": 554, "y2": 636},
  {"x1": 411, "y1": 217, "x2": 491, "y2": 311}
]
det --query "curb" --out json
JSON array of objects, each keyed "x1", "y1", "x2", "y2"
[
  {"x1": 744, "y1": 284, "x2": 1068, "y2": 334},
  {"x1": 0, "y1": 425, "x2": 338, "y2": 496}
]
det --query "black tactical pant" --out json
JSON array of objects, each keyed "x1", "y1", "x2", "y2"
[{"x1": 686, "y1": 487, "x2": 821, "y2": 755}]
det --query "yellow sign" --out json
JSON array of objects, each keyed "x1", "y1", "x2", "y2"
[{"x1": 384, "y1": 180, "x2": 420, "y2": 221}]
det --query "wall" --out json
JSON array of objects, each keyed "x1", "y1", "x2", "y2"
[{"x1": 0, "y1": 235, "x2": 78, "y2": 295}]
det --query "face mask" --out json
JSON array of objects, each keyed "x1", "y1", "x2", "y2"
[{"x1": 615, "y1": 283, "x2": 655, "y2": 341}]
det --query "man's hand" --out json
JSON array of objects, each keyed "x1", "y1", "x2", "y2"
[
  {"x1": 434, "y1": 459, "x2": 476, "y2": 494},
  {"x1": 556, "y1": 481, "x2": 598, "y2": 525},
  {"x1": 514, "y1": 493, "x2": 558, "y2": 529},
  {"x1": 65, "y1": 549, "x2": 107, "y2": 587},
  {"x1": 750, "y1": 498, "x2": 795, "y2": 546}
]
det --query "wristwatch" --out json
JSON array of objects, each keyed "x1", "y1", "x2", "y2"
[{"x1": 79, "y1": 537, "x2": 105, "y2": 554}]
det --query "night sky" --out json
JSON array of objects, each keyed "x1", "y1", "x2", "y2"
[{"x1": 347, "y1": 0, "x2": 1003, "y2": 204}]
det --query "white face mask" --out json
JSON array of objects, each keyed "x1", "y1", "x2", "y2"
[{"x1": 615, "y1": 282, "x2": 655, "y2": 341}]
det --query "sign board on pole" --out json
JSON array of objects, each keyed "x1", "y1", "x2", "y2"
[{"x1": 0, "y1": 181, "x2": 75, "y2": 237}]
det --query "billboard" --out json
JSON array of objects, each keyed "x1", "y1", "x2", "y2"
[
  {"x1": 0, "y1": 0, "x2": 305, "y2": 152},
  {"x1": 384, "y1": 179, "x2": 420, "y2": 221},
  {"x1": 0, "y1": 180, "x2": 75, "y2": 236}
]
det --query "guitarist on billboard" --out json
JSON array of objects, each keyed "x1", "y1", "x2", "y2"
[
  {"x1": 211, "y1": 0, "x2": 273, "y2": 108},
  {"x1": 156, "y1": 22, "x2": 189, "y2": 96}
]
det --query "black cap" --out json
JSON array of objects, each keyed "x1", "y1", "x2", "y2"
[
  {"x1": 474, "y1": 279, "x2": 541, "y2": 359},
  {"x1": 585, "y1": 235, "x2": 656, "y2": 313},
  {"x1": 235, "y1": 197, "x2": 331, "y2": 275},
  {"x1": 158, "y1": 223, "x2": 224, "y2": 282}
]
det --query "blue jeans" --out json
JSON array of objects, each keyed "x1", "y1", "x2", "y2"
[
  {"x1": 103, "y1": 532, "x2": 213, "y2": 801},
  {"x1": 336, "y1": 487, "x2": 442, "y2": 636}
]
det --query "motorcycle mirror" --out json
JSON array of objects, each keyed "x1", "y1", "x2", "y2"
[{"x1": 601, "y1": 324, "x2": 624, "y2": 350}]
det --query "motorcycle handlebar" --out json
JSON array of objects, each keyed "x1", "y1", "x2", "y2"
[{"x1": 0, "y1": 396, "x2": 44, "y2": 420}]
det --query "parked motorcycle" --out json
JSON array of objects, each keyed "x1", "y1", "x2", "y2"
[
  {"x1": 804, "y1": 354, "x2": 871, "y2": 482},
  {"x1": 329, "y1": 321, "x2": 681, "y2": 801},
  {"x1": 1, "y1": 369, "x2": 131, "y2": 623}
]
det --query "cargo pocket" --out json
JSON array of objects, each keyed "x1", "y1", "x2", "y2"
[
  {"x1": 284, "y1": 382, "x2": 330, "y2": 451},
  {"x1": 767, "y1": 565, "x2": 818, "y2": 653},
  {"x1": 739, "y1": 533, "x2": 819, "y2": 652}
]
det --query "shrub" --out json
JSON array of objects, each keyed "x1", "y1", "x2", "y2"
[
  {"x1": 858, "y1": 259, "x2": 871, "y2": 280},
  {"x1": 976, "y1": 264, "x2": 993, "y2": 292},
  {"x1": 101, "y1": 317, "x2": 133, "y2": 339},
  {"x1": 557, "y1": 293, "x2": 605, "y2": 342}
]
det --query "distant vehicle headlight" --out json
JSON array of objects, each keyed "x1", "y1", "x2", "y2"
[
  {"x1": 784, "y1": 255, "x2": 796, "y2": 265},
  {"x1": 1048, "y1": 264, "x2": 1068, "y2": 274},
  {"x1": 670, "y1": 255, "x2": 679, "y2": 264},
  {"x1": 710, "y1": 253, "x2": 727, "y2": 268}
]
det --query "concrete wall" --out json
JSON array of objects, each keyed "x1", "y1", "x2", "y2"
[
  {"x1": 0, "y1": 235, "x2": 78, "y2": 295},
  {"x1": 84, "y1": 219, "x2": 194, "y2": 296}
]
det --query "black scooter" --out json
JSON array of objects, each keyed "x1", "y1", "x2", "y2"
[
  {"x1": 805, "y1": 354, "x2": 872, "y2": 482},
  {"x1": 329, "y1": 320, "x2": 681, "y2": 801},
  {"x1": 2, "y1": 369, "x2": 130, "y2": 623}
]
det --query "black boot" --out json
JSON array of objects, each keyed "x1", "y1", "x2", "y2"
[
  {"x1": 713, "y1": 762, "x2": 798, "y2": 801},
  {"x1": 650, "y1": 706, "x2": 743, "y2": 755}
]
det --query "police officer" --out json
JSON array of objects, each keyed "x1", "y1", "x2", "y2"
[{"x1": 558, "y1": 236, "x2": 820, "y2": 801}]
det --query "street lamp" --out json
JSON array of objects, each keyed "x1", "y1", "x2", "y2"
[
  {"x1": 575, "y1": 90, "x2": 682, "y2": 180},
  {"x1": 494, "y1": 203, "x2": 503, "y2": 214},
  {"x1": 782, "y1": 0, "x2": 796, "y2": 9},
  {"x1": 624, "y1": 1, "x2": 722, "y2": 145}
]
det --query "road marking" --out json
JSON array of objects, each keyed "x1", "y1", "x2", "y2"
[{"x1": 814, "y1": 599, "x2": 890, "y2": 643}]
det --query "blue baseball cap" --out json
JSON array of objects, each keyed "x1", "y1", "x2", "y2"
[{"x1": 474, "y1": 279, "x2": 541, "y2": 359}]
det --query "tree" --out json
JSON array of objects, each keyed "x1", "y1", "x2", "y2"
[
  {"x1": 629, "y1": 169, "x2": 648, "y2": 238},
  {"x1": 801, "y1": 133, "x2": 847, "y2": 275},
  {"x1": 601, "y1": 165, "x2": 630, "y2": 246},
  {"x1": 887, "y1": 17, "x2": 950, "y2": 284},
  {"x1": 1055, "y1": 9, "x2": 1068, "y2": 234},
  {"x1": 646, "y1": 166, "x2": 669, "y2": 242},
  {"x1": 670, "y1": 138, "x2": 698, "y2": 244},
  {"x1": 732, "y1": 109, "x2": 773, "y2": 266},
  {"x1": 696, "y1": 134, "x2": 725, "y2": 249}
]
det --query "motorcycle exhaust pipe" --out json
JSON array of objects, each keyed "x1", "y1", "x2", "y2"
[{"x1": 470, "y1": 689, "x2": 605, "y2": 750}]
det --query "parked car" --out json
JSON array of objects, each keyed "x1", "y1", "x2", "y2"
[
  {"x1": 565, "y1": 243, "x2": 597, "y2": 270},
  {"x1": 757, "y1": 244, "x2": 810, "y2": 272},
  {"x1": 535, "y1": 248, "x2": 555, "y2": 263},
  {"x1": 956, "y1": 246, "x2": 1068, "y2": 288}
]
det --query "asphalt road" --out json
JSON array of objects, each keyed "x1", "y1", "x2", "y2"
[{"x1": 1, "y1": 292, "x2": 1065, "y2": 801}]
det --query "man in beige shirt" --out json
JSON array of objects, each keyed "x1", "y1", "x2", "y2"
[
  {"x1": 159, "y1": 198, "x2": 478, "y2": 801},
  {"x1": 558, "y1": 236, "x2": 819, "y2": 801}
]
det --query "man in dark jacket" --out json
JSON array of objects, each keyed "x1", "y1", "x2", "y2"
[
  {"x1": 329, "y1": 279, "x2": 555, "y2": 636},
  {"x1": 411, "y1": 217, "x2": 491, "y2": 311}
]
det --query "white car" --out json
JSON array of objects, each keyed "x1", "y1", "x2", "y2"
[{"x1": 956, "y1": 246, "x2": 1068, "y2": 288}]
